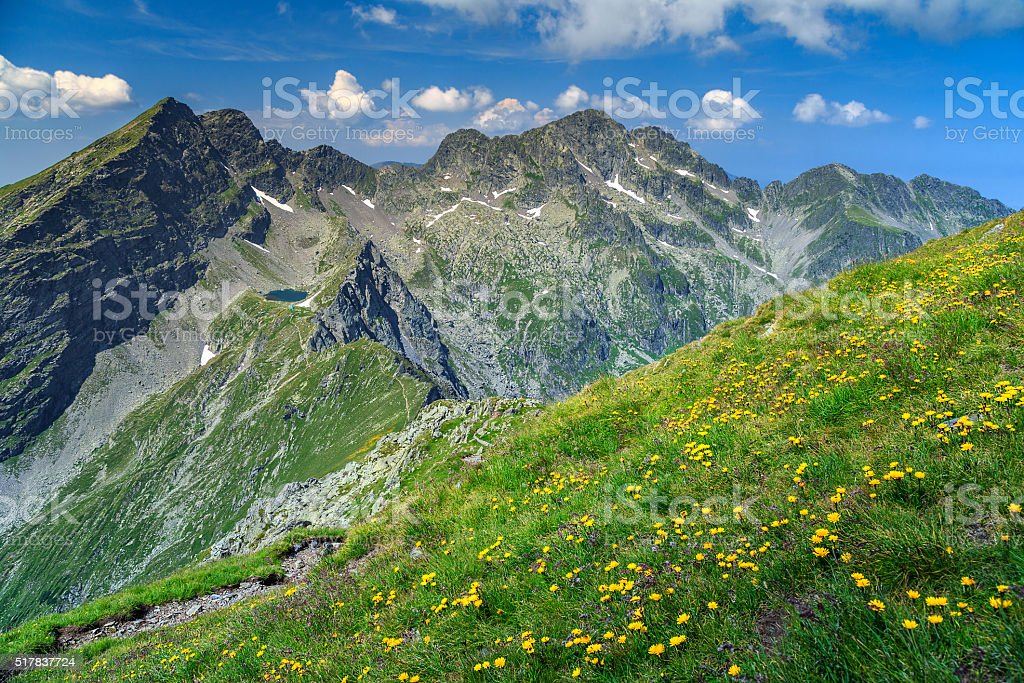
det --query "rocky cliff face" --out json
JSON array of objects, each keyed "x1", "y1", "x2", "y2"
[
  {"x1": 757, "y1": 163, "x2": 1012, "y2": 282},
  {"x1": 341, "y1": 110, "x2": 1010, "y2": 400},
  {"x1": 199, "y1": 108, "x2": 294, "y2": 203},
  {"x1": 311, "y1": 241, "x2": 467, "y2": 399},
  {"x1": 0, "y1": 98, "x2": 251, "y2": 460}
]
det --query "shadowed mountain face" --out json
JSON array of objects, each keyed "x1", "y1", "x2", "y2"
[{"x1": 0, "y1": 99, "x2": 252, "y2": 460}]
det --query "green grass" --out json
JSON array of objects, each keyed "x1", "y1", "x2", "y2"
[
  {"x1": 8, "y1": 212, "x2": 1024, "y2": 682},
  {"x1": 846, "y1": 205, "x2": 889, "y2": 229}
]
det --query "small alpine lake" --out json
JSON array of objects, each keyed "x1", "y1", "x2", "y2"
[{"x1": 264, "y1": 289, "x2": 308, "y2": 303}]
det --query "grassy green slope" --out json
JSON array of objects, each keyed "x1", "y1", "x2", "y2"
[
  {"x1": 0, "y1": 292, "x2": 434, "y2": 629},
  {"x1": 10, "y1": 212, "x2": 1024, "y2": 682}
]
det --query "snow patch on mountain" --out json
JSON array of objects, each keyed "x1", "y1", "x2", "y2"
[
  {"x1": 605, "y1": 175, "x2": 646, "y2": 204},
  {"x1": 251, "y1": 187, "x2": 293, "y2": 213}
]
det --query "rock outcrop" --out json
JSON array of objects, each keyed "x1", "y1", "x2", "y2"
[
  {"x1": 212, "y1": 398, "x2": 536, "y2": 556},
  {"x1": 310, "y1": 241, "x2": 467, "y2": 399}
]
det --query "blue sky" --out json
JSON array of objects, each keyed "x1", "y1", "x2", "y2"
[{"x1": 2, "y1": 0, "x2": 1023, "y2": 207}]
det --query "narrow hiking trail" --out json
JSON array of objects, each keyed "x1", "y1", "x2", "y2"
[{"x1": 54, "y1": 540, "x2": 342, "y2": 651}]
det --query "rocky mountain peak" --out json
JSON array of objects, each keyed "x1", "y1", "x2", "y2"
[
  {"x1": 310, "y1": 241, "x2": 467, "y2": 400},
  {"x1": 146, "y1": 96, "x2": 195, "y2": 124},
  {"x1": 0, "y1": 98, "x2": 250, "y2": 460},
  {"x1": 425, "y1": 128, "x2": 492, "y2": 172},
  {"x1": 544, "y1": 108, "x2": 622, "y2": 134},
  {"x1": 200, "y1": 108, "x2": 293, "y2": 201}
]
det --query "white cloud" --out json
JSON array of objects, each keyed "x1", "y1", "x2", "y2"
[
  {"x1": 412, "y1": 85, "x2": 493, "y2": 112},
  {"x1": 533, "y1": 107, "x2": 557, "y2": 125},
  {"x1": 473, "y1": 97, "x2": 551, "y2": 132},
  {"x1": 555, "y1": 84, "x2": 591, "y2": 111},
  {"x1": 301, "y1": 69, "x2": 380, "y2": 120},
  {"x1": 793, "y1": 93, "x2": 891, "y2": 127},
  {"x1": 554, "y1": 82, "x2": 760, "y2": 129},
  {"x1": 913, "y1": 115, "x2": 931, "y2": 129},
  {"x1": 690, "y1": 88, "x2": 759, "y2": 130},
  {"x1": 412, "y1": 0, "x2": 1024, "y2": 58},
  {"x1": 353, "y1": 4, "x2": 399, "y2": 25},
  {"x1": 793, "y1": 93, "x2": 828, "y2": 123},
  {"x1": 0, "y1": 54, "x2": 132, "y2": 116},
  {"x1": 474, "y1": 97, "x2": 527, "y2": 132},
  {"x1": 53, "y1": 70, "x2": 133, "y2": 110}
]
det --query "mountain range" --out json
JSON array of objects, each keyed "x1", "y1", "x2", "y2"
[{"x1": 0, "y1": 97, "x2": 1012, "y2": 627}]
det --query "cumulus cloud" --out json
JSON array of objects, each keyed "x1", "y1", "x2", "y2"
[
  {"x1": 793, "y1": 93, "x2": 828, "y2": 123},
  {"x1": 412, "y1": 85, "x2": 493, "y2": 112},
  {"x1": 352, "y1": 4, "x2": 399, "y2": 25},
  {"x1": 690, "y1": 88, "x2": 760, "y2": 130},
  {"x1": 553, "y1": 82, "x2": 758, "y2": 129},
  {"x1": 555, "y1": 84, "x2": 591, "y2": 111},
  {"x1": 913, "y1": 115, "x2": 931, "y2": 129},
  {"x1": 793, "y1": 93, "x2": 891, "y2": 126},
  {"x1": 533, "y1": 107, "x2": 557, "y2": 125},
  {"x1": 412, "y1": 0, "x2": 1024, "y2": 58},
  {"x1": 301, "y1": 69, "x2": 380, "y2": 120},
  {"x1": 473, "y1": 97, "x2": 550, "y2": 132},
  {"x1": 0, "y1": 54, "x2": 132, "y2": 116}
]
